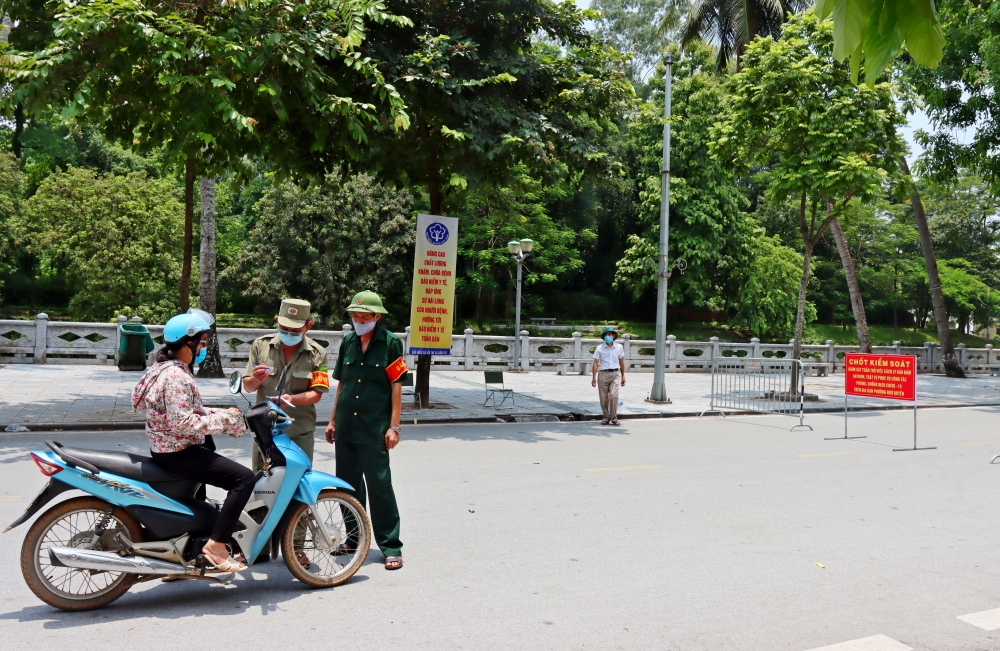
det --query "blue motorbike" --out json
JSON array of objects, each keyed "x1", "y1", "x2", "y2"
[{"x1": 4, "y1": 372, "x2": 370, "y2": 611}]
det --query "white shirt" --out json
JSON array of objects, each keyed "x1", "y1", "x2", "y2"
[{"x1": 593, "y1": 341, "x2": 624, "y2": 371}]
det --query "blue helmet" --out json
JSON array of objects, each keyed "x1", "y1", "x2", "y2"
[{"x1": 163, "y1": 310, "x2": 214, "y2": 343}]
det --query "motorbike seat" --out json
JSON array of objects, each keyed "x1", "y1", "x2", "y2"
[{"x1": 55, "y1": 445, "x2": 186, "y2": 483}]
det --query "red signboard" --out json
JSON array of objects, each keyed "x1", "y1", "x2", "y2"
[{"x1": 844, "y1": 353, "x2": 917, "y2": 401}]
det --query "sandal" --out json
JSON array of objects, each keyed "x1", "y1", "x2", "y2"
[
  {"x1": 333, "y1": 543, "x2": 358, "y2": 556},
  {"x1": 295, "y1": 551, "x2": 311, "y2": 568},
  {"x1": 610, "y1": 420, "x2": 621, "y2": 426},
  {"x1": 600, "y1": 420, "x2": 610, "y2": 425},
  {"x1": 385, "y1": 556, "x2": 403, "y2": 570},
  {"x1": 203, "y1": 551, "x2": 248, "y2": 573}
]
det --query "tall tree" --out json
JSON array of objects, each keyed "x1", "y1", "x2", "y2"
[
  {"x1": 680, "y1": 0, "x2": 808, "y2": 71},
  {"x1": 591, "y1": 0, "x2": 690, "y2": 85},
  {"x1": 897, "y1": 156, "x2": 963, "y2": 375},
  {"x1": 198, "y1": 177, "x2": 224, "y2": 378},
  {"x1": 830, "y1": 217, "x2": 872, "y2": 352},
  {"x1": 712, "y1": 12, "x2": 904, "y2": 362},
  {"x1": 3, "y1": 0, "x2": 412, "y2": 311},
  {"x1": 361, "y1": 0, "x2": 634, "y2": 405}
]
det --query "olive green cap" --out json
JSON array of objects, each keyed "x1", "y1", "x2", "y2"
[
  {"x1": 277, "y1": 298, "x2": 311, "y2": 328},
  {"x1": 346, "y1": 290, "x2": 388, "y2": 314}
]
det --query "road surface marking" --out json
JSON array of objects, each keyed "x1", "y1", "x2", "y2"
[
  {"x1": 958, "y1": 607, "x2": 1000, "y2": 630},
  {"x1": 804, "y1": 634, "x2": 911, "y2": 651},
  {"x1": 798, "y1": 451, "x2": 859, "y2": 459},
  {"x1": 0, "y1": 496, "x2": 22, "y2": 502},
  {"x1": 584, "y1": 464, "x2": 663, "y2": 473},
  {"x1": 958, "y1": 440, "x2": 1000, "y2": 446}
]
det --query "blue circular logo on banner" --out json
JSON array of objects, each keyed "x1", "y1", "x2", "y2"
[{"x1": 425, "y1": 222, "x2": 450, "y2": 246}]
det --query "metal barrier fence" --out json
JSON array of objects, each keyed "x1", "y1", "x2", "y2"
[{"x1": 701, "y1": 358, "x2": 812, "y2": 431}]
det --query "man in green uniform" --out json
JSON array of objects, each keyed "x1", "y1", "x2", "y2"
[
  {"x1": 243, "y1": 298, "x2": 330, "y2": 469},
  {"x1": 324, "y1": 290, "x2": 406, "y2": 570}
]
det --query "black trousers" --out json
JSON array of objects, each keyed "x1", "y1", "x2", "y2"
[{"x1": 151, "y1": 444, "x2": 256, "y2": 543}]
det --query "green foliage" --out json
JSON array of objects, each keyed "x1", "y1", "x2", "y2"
[
  {"x1": 0, "y1": 154, "x2": 26, "y2": 303},
  {"x1": 3, "y1": 0, "x2": 411, "y2": 179},
  {"x1": 13, "y1": 168, "x2": 184, "y2": 322},
  {"x1": 937, "y1": 259, "x2": 1000, "y2": 327},
  {"x1": 456, "y1": 167, "x2": 596, "y2": 321},
  {"x1": 713, "y1": 12, "x2": 904, "y2": 217},
  {"x1": 223, "y1": 171, "x2": 414, "y2": 325},
  {"x1": 906, "y1": 0, "x2": 1000, "y2": 194},
  {"x1": 813, "y1": 0, "x2": 944, "y2": 86},
  {"x1": 615, "y1": 44, "x2": 754, "y2": 306},
  {"x1": 362, "y1": 0, "x2": 635, "y2": 212},
  {"x1": 731, "y1": 234, "x2": 815, "y2": 338}
]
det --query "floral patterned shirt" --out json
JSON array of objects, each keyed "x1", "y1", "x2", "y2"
[{"x1": 131, "y1": 360, "x2": 245, "y2": 453}]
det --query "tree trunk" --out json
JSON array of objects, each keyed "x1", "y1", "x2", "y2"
[
  {"x1": 197, "y1": 177, "x2": 224, "y2": 378},
  {"x1": 180, "y1": 153, "x2": 194, "y2": 313},
  {"x1": 12, "y1": 103, "x2": 23, "y2": 158},
  {"x1": 898, "y1": 156, "x2": 963, "y2": 377},
  {"x1": 793, "y1": 242, "x2": 812, "y2": 362},
  {"x1": 830, "y1": 217, "x2": 872, "y2": 353}
]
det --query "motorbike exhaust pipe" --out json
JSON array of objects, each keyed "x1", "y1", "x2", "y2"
[{"x1": 48, "y1": 546, "x2": 190, "y2": 575}]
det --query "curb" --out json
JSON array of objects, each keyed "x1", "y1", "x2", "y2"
[{"x1": 5, "y1": 401, "x2": 1000, "y2": 433}]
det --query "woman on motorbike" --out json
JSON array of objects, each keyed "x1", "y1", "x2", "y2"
[{"x1": 131, "y1": 310, "x2": 255, "y2": 572}]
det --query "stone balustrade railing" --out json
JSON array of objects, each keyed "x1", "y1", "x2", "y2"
[{"x1": 0, "y1": 314, "x2": 995, "y2": 374}]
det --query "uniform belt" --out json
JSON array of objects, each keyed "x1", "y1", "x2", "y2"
[{"x1": 598, "y1": 368, "x2": 620, "y2": 372}]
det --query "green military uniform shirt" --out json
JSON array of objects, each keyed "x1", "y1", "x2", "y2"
[
  {"x1": 243, "y1": 333, "x2": 330, "y2": 438},
  {"x1": 332, "y1": 325, "x2": 406, "y2": 443}
]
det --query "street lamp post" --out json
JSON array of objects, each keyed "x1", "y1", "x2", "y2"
[
  {"x1": 649, "y1": 52, "x2": 675, "y2": 404},
  {"x1": 508, "y1": 238, "x2": 534, "y2": 371}
]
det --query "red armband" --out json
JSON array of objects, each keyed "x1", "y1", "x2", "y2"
[
  {"x1": 310, "y1": 365, "x2": 330, "y2": 390},
  {"x1": 386, "y1": 356, "x2": 408, "y2": 383}
]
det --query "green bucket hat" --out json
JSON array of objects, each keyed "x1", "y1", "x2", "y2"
[
  {"x1": 346, "y1": 290, "x2": 388, "y2": 314},
  {"x1": 601, "y1": 327, "x2": 618, "y2": 339}
]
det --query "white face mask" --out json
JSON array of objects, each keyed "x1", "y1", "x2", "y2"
[{"x1": 352, "y1": 318, "x2": 376, "y2": 335}]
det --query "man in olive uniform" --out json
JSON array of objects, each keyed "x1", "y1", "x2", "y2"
[
  {"x1": 324, "y1": 290, "x2": 406, "y2": 570},
  {"x1": 243, "y1": 298, "x2": 330, "y2": 469}
]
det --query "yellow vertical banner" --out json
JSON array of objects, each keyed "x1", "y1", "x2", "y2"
[{"x1": 409, "y1": 213, "x2": 459, "y2": 355}]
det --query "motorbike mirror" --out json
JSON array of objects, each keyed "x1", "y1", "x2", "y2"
[{"x1": 228, "y1": 371, "x2": 242, "y2": 395}]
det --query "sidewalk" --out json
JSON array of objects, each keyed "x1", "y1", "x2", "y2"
[{"x1": 3, "y1": 364, "x2": 1000, "y2": 430}]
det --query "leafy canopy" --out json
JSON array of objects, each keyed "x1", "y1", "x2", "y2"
[
  {"x1": 224, "y1": 170, "x2": 414, "y2": 325},
  {"x1": 813, "y1": 0, "x2": 944, "y2": 86},
  {"x1": 2, "y1": 0, "x2": 412, "y2": 178},
  {"x1": 13, "y1": 168, "x2": 184, "y2": 322}
]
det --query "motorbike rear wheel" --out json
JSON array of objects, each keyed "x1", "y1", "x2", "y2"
[
  {"x1": 282, "y1": 489, "x2": 370, "y2": 588},
  {"x1": 21, "y1": 496, "x2": 143, "y2": 611}
]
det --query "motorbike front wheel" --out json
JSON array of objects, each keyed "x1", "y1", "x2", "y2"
[
  {"x1": 282, "y1": 489, "x2": 371, "y2": 588},
  {"x1": 20, "y1": 496, "x2": 143, "y2": 611}
]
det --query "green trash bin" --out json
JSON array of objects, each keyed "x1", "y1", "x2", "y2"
[{"x1": 118, "y1": 323, "x2": 155, "y2": 371}]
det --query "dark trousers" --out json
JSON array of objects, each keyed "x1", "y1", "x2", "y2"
[
  {"x1": 152, "y1": 445, "x2": 256, "y2": 543},
  {"x1": 335, "y1": 439, "x2": 402, "y2": 557}
]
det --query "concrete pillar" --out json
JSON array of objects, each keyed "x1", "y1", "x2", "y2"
[
  {"x1": 520, "y1": 330, "x2": 530, "y2": 371},
  {"x1": 667, "y1": 334, "x2": 677, "y2": 372},
  {"x1": 131, "y1": 315, "x2": 142, "y2": 323},
  {"x1": 709, "y1": 336, "x2": 719, "y2": 367},
  {"x1": 751, "y1": 337, "x2": 761, "y2": 359},
  {"x1": 825, "y1": 340, "x2": 835, "y2": 370},
  {"x1": 894, "y1": 340, "x2": 901, "y2": 355},
  {"x1": 34, "y1": 313, "x2": 48, "y2": 364},
  {"x1": 957, "y1": 342, "x2": 966, "y2": 369},
  {"x1": 987, "y1": 343, "x2": 994, "y2": 366},
  {"x1": 572, "y1": 331, "x2": 583, "y2": 374},
  {"x1": 923, "y1": 341, "x2": 935, "y2": 372},
  {"x1": 621, "y1": 333, "x2": 631, "y2": 371},
  {"x1": 464, "y1": 328, "x2": 475, "y2": 370}
]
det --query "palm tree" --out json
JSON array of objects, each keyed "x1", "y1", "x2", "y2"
[{"x1": 680, "y1": 0, "x2": 808, "y2": 72}]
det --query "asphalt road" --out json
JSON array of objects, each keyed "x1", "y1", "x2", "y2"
[{"x1": 3, "y1": 408, "x2": 1000, "y2": 650}]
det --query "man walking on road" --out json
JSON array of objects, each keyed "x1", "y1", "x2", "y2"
[
  {"x1": 592, "y1": 327, "x2": 625, "y2": 426},
  {"x1": 325, "y1": 291, "x2": 406, "y2": 570}
]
